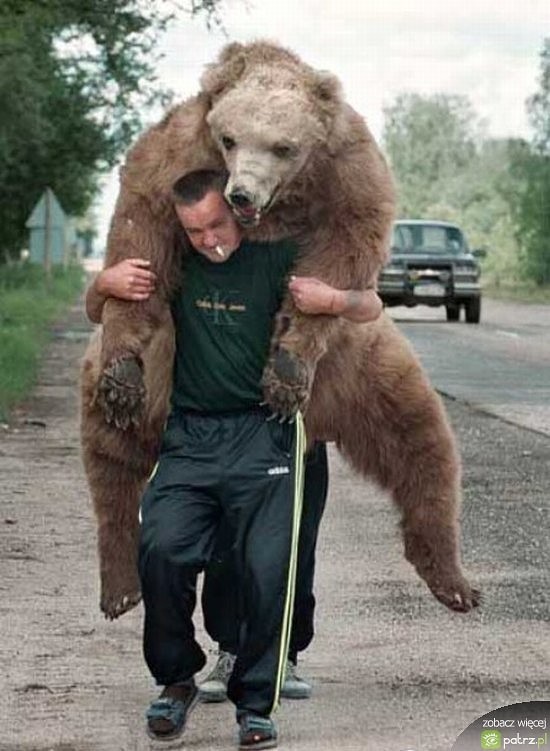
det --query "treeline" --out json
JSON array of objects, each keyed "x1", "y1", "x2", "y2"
[
  {"x1": 0, "y1": 0, "x2": 221, "y2": 263},
  {"x1": 382, "y1": 38, "x2": 550, "y2": 286}
]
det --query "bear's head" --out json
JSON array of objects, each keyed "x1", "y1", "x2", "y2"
[{"x1": 201, "y1": 41, "x2": 342, "y2": 227}]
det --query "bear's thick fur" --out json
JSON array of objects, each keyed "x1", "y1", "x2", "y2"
[{"x1": 80, "y1": 41, "x2": 479, "y2": 620}]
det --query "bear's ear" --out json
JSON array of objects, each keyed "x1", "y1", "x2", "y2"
[
  {"x1": 201, "y1": 43, "x2": 247, "y2": 98},
  {"x1": 310, "y1": 70, "x2": 342, "y2": 105}
]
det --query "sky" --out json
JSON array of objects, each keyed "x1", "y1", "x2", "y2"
[{"x1": 94, "y1": 0, "x2": 550, "y2": 246}]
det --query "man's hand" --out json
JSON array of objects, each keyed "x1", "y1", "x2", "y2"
[
  {"x1": 97, "y1": 258, "x2": 156, "y2": 302},
  {"x1": 288, "y1": 276, "x2": 383, "y2": 322},
  {"x1": 288, "y1": 276, "x2": 340, "y2": 315},
  {"x1": 86, "y1": 258, "x2": 156, "y2": 323}
]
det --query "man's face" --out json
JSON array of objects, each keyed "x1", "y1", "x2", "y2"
[{"x1": 175, "y1": 190, "x2": 242, "y2": 263}]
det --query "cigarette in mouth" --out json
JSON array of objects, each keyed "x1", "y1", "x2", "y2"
[{"x1": 215, "y1": 245, "x2": 225, "y2": 258}]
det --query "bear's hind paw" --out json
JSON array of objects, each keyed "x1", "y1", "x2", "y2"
[
  {"x1": 431, "y1": 582, "x2": 481, "y2": 613},
  {"x1": 101, "y1": 589, "x2": 142, "y2": 620}
]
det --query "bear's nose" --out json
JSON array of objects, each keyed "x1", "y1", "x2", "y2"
[{"x1": 229, "y1": 190, "x2": 253, "y2": 208}]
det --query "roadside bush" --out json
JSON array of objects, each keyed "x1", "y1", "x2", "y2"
[{"x1": 0, "y1": 263, "x2": 84, "y2": 420}]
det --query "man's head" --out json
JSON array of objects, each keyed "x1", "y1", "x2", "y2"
[{"x1": 172, "y1": 170, "x2": 242, "y2": 263}]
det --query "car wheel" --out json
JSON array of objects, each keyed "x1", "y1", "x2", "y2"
[
  {"x1": 446, "y1": 304, "x2": 460, "y2": 322},
  {"x1": 465, "y1": 297, "x2": 481, "y2": 324}
]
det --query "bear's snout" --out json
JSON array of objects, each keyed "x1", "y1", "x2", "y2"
[{"x1": 228, "y1": 188, "x2": 254, "y2": 209}]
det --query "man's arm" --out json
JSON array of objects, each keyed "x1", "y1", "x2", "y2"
[
  {"x1": 85, "y1": 259, "x2": 156, "y2": 323},
  {"x1": 288, "y1": 276, "x2": 383, "y2": 323}
]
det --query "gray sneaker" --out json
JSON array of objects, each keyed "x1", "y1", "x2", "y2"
[
  {"x1": 280, "y1": 660, "x2": 312, "y2": 700},
  {"x1": 199, "y1": 650, "x2": 236, "y2": 703}
]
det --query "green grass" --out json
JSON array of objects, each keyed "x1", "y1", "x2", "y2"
[
  {"x1": 483, "y1": 280, "x2": 550, "y2": 304},
  {"x1": 0, "y1": 263, "x2": 84, "y2": 421}
]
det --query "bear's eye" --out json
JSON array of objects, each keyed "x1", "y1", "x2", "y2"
[
  {"x1": 272, "y1": 143, "x2": 296, "y2": 159},
  {"x1": 221, "y1": 135, "x2": 236, "y2": 151}
]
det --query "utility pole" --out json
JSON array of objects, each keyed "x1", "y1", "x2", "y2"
[{"x1": 44, "y1": 187, "x2": 52, "y2": 277}]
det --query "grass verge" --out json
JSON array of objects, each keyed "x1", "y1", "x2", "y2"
[
  {"x1": 483, "y1": 281, "x2": 550, "y2": 304},
  {"x1": 0, "y1": 263, "x2": 84, "y2": 421}
]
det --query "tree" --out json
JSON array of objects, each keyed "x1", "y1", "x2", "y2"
[
  {"x1": 382, "y1": 93, "x2": 528, "y2": 285},
  {"x1": 0, "y1": 1, "x2": 224, "y2": 261},
  {"x1": 513, "y1": 38, "x2": 550, "y2": 285},
  {"x1": 382, "y1": 93, "x2": 482, "y2": 217},
  {"x1": 456, "y1": 139, "x2": 527, "y2": 284},
  {"x1": 528, "y1": 38, "x2": 550, "y2": 155}
]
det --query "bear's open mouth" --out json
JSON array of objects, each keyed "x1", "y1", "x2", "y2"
[
  {"x1": 228, "y1": 188, "x2": 279, "y2": 227},
  {"x1": 232, "y1": 204, "x2": 262, "y2": 226}
]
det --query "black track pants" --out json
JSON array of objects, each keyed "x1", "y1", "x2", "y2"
[
  {"x1": 202, "y1": 442, "x2": 328, "y2": 661},
  {"x1": 138, "y1": 408, "x2": 305, "y2": 716}
]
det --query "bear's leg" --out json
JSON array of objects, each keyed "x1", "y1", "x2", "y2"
[
  {"x1": 85, "y1": 450, "x2": 148, "y2": 619},
  {"x1": 80, "y1": 326, "x2": 172, "y2": 617},
  {"x1": 395, "y1": 474, "x2": 480, "y2": 613},
  {"x1": 333, "y1": 361, "x2": 479, "y2": 613}
]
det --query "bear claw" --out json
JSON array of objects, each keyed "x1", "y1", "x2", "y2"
[
  {"x1": 101, "y1": 589, "x2": 142, "y2": 620},
  {"x1": 430, "y1": 583, "x2": 481, "y2": 613},
  {"x1": 261, "y1": 347, "x2": 312, "y2": 418},
  {"x1": 96, "y1": 356, "x2": 145, "y2": 430}
]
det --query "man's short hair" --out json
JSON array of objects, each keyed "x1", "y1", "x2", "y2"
[{"x1": 172, "y1": 169, "x2": 228, "y2": 205}]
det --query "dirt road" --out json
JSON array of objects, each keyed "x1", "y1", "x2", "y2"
[{"x1": 1, "y1": 296, "x2": 549, "y2": 751}]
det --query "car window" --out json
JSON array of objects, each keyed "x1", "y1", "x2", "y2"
[{"x1": 391, "y1": 224, "x2": 466, "y2": 255}]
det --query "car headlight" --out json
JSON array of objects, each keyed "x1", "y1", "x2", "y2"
[
  {"x1": 382, "y1": 260, "x2": 404, "y2": 275},
  {"x1": 454, "y1": 264, "x2": 479, "y2": 280}
]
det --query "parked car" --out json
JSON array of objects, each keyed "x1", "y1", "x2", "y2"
[{"x1": 378, "y1": 220, "x2": 483, "y2": 323}]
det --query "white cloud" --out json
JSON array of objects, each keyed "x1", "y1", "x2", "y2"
[{"x1": 94, "y1": 0, "x2": 549, "y2": 245}]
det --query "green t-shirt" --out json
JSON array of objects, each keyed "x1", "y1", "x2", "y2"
[{"x1": 170, "y1": 238, "x2": 297, "y2": 412}]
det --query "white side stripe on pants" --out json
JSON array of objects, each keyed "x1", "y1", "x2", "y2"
[{"x1": 271, "y1": 411, "x2": 307, "y2": 713}]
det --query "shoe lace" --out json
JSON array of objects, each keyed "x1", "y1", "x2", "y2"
[
  {"x1": 285, "y1": 660, "x2": 298, "y2": 682},
  {"x1": 208, "y1": 650, "x2": 235, "y2": 681}
]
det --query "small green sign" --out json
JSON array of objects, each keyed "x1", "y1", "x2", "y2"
[{"x1": 481, "y1": 729, "x2": 502, "y2": 749}]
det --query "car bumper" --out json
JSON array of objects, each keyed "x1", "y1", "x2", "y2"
[{"x1": 379, "y1": 281, "x2": 481, "y2": 306}]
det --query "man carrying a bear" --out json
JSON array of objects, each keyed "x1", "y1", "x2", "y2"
[{"x1": 86, "y1": 169, "x2": 382, "y2": 749}]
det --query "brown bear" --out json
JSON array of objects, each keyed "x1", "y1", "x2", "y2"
[{"x1": 80, "y1": 40, "x2": 479, "y2": 620}]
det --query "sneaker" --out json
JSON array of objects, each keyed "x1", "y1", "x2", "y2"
[
  {"x1": 238, "y1": 712, "x2": 278, "y2": 750},
  {"x1": 146, "y1": 679, "x2": 198, "y2": 745},
  {"x1": 199, "y1": 650, "x2": 236, "y2": 703},
  {"x1": 280, "y1": 659, "x2": 312, "y2": 700}
]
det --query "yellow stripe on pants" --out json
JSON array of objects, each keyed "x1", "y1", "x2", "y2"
[{"x1": 271, "y1": 411, "x2": 307, "y2": 713}]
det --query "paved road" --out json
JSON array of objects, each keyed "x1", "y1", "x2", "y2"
[
  {"x1": 389, "y1": 297, "x2": 550, "y2": 436},
  {"x1": 0, "y1": 294, "x2": 549, "y2": 751}
]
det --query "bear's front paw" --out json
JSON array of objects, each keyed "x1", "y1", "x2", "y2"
[
  {"x1": 96, "y1": 356, "x2": 145, "y2": 431},
  {"x1": 429, "y1": 575, "x2": 481, "y2": 613},
  {"x1": 261, "y1": 347, "x2": 313, "y2": 419}
]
